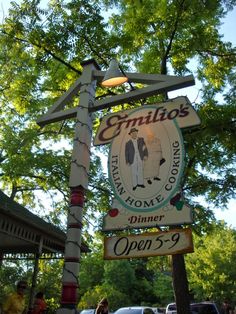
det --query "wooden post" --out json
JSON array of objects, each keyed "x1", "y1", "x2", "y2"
[
  {"x1": 28, "y1": 236, "x2": 43, "y2": 313},
  {"x1": 171, "y1": 254, "x2": 191, "y2": 314}
]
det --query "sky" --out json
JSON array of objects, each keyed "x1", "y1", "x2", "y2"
[{"x1": 0, "y1": 1, "x2": 235, "y2": 228}]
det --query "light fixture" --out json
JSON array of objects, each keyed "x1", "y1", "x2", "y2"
[{"x1": 101, "y1": 59, "x2": 128, "y2": 87}]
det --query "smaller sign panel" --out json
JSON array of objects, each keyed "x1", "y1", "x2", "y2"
[
  {"x1": 104, "y1": 228, "x2": 193, "y2": 260},
  {"x1": 103, "y1": 196, "x2": 193, "y2": 231}
]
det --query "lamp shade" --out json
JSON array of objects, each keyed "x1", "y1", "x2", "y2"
[{"x1": 101, "y1": 59, "x2": 128, "y2": 87}]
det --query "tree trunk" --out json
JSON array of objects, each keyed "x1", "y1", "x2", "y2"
[{"x1": 172, "y1": 254, "x2": 191, "y2": 314}]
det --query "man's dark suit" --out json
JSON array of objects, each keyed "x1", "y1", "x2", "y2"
[{"x1": 125, "y1": 137, "x2": 148, "y2": 164}]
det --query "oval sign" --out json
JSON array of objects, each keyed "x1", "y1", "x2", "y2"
[{"x1": 108, "y1": 106, "x2": 185, "y2": 212}]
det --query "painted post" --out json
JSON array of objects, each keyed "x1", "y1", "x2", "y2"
[{"x1": 57, "y1": 60, "x2": 98, "y2": 313}]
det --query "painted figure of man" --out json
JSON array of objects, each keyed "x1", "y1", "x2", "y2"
[{"x1": 125, "y1": 127, "x2": 148, "y2": 190}]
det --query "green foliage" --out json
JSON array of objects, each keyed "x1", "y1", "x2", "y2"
[
  {"x1": 36, "y1": 259, "x2": 63, "y2": 301},
  {"x1": 186, "y1": 222, "x2": 236, "y2": 303},
  {"x1": 0, "y1": 260, "x2": 34, "y2": 306},
  {"x1": 79, "y1": 246, "x2": 163, "y2": 309},
  {"x1": 103, "y1": 260, "x2": 136, "y2": 294},
  {"x1": 79, "y1": 246, "x2": 105, "y2": 297},
  {"x1": 78, "y1": 284, "x2": 130, "y2": 311},
  {"x1": 35, "y1": 259, "x2": 63, "y2": 313},
  {"x1": 153, "y1": 272, "x2": 174, "y2": 306},
  {"x1": 0, "y1": 0, "x2": 113, "y2": 222}
]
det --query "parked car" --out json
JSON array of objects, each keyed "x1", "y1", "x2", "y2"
[
  {"x1": 166, "y1": 301, "x2": 220, "y2": 314},
  {"x1": 80, "y1": 309, "x2": 96, "y2": 314},
  {"x1": 165, "y1": 303, "x2": 176, "y2": 314},
  {"x1": 152, "y1": 307, "x2": 165, "y2": 314},
  {"x1": 114, "y1": 306, "x2": 156, "y2": 314},
  {"x1": 190, "y1": 302, "x2": 220, "y2": 314}
]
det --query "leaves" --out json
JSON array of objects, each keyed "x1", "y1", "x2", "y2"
[{"x1": 186, "y1": 223, "x2": 236, "y2": 302}]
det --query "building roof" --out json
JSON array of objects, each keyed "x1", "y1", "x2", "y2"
[{"x1": 0, "y1": 190, "x2": 89, "y2": 255}]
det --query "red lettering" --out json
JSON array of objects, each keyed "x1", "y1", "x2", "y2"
[
  {"x1": 98, "y1": 114, "x2": 128, "y2": 142},
  {"x1": 179, "y1": 103, "x2": 189, "y2": 117},
  {"x1": 168, "y1": 109, "x2": 179, "y2": 120},
  {"x1": 98, "y1": 104, "x2": 189, "y2": 143}
]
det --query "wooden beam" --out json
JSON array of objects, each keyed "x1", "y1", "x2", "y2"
[{"x1": 91, "y1": 75, "x2": 195, "y2": 112}]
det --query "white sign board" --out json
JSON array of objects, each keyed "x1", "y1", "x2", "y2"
[
  {"x1": 108, "y1": 106, "x2": 185, "y2": 212},
  {"x1": 104, "y1": 228, "x2": 194, "y2": 259},
  {"x1": 103, "y1": 196, "x2": 193, "y2": 231}
]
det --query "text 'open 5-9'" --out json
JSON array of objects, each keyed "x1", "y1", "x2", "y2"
[{"x1": 104, "y1": 228, "x2": 193, "y2": 260}]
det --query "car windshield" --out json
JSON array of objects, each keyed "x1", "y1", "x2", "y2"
[
  {"x1": 81, "y1": 310, "x2": 95, "y2": 314},
  {"x1": 115, "y1": 309, "x2": 142, "y2": 314},
  {"x1": 115, "y1": 308, "x2": 154, "y2": 314},
  {"x1": 168, "y1": 305, "x2": 176, "y2": 311},
  {"x1": 191, "y1": 304, "x2": 218, "y2": 314}
]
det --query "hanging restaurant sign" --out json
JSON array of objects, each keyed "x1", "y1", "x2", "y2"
[
  {"x1": 93, "y1": 96, "x2": 200, "y2": 227},
  {"x1": 104, "y1": 228, "x2": 194, "y2": 260}
]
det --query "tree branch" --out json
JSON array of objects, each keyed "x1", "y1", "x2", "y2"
[
  {"x1": 0, "y1": 29, "x2": 82, "y2": 74},
  {"x1": 161, "y1": 0, "x2": 187, "y2": 75},
  {"x1": 196, "y1": 49, "x2": 236, "y2": 59}
]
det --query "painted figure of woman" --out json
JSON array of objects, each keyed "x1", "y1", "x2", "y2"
[{"x1": 144, "y1": 133, "x2": 163, "y2": 184}]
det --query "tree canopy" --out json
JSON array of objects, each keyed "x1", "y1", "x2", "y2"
[
  {"x1": 0, "y1": 0, "x2": 235, "y2": 218},
  {"x1": 0, "y1": 0, "x2": 235, "y2": 311},
  {"x1": 186, "y1": 222, "x2": 236, "y2": 303}
]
